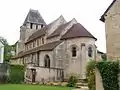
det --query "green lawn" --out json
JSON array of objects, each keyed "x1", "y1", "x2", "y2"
[{"x1": 0, "y1": 84, "x2": 73, "y2": 90}]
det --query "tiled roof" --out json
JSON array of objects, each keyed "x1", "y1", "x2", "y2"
[
  {"x1": 47, "y1": 24, "x2": 67, "y2": 39},
  {"x1": 47, "y1": 21, "x2": 71, "y2": 39},
  {"x1": 25, "y1": 27, "x2": 47, "y2": 44},
  {"x1": 12, "y1": 41, "x2": 62, "y2": 59},
  {"x1": 26, "y1": 15, "x2": 66, "y2": 43},
  {"x1": 47, "y1": 18, "x2": 77, "y2": 39},
  {"x1": 61, "y1": 23, "x2": 97, "y2": 40},
  {"x1": 23, "y1": 9, "x2": 46, "y2": 25}
]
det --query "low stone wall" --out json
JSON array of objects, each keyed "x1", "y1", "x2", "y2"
[
  {"x1": 96, "y1": 68, "x2": 104, "y2": 90},
  {"x1": 0, "y1": 63, "x2": 9, "y2": 75},
  {"x1": 25, "y1": 65, "x2": 63, "y2": 83},
  {"x1": 35, "y1": 67, "x2": 63, "y2": 82},
  {"x1": 0, "y1": 63, "x2": 9, "y2": 83}
]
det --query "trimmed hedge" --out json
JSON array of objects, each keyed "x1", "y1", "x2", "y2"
[
  {"x1": 9, "y1": 65, "x2": 25, "y2": 84},
  {"x1": 96, "y1": 61, "x2": 119, "y2": 90}
]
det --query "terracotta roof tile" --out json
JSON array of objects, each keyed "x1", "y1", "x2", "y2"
[{"x1": 61, "y1": 23, "x2": 97, "y2": 40}]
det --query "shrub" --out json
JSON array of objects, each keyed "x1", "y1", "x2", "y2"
[
  {"x1": 67, "y1": 74, "x2": 77, "y2": 87},
  {"x1": 96, "y1": 61, "x2": 119, "y2": 90},
  {"x1": 86, "y1": 60, "x2": 96, "y2": 90},
  {"x1": 9, "y1": 65, "x2": 24, "y2": 84}
]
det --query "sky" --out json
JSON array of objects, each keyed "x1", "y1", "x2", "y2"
[{"x1": 0, "y1": 0, "x2": 113, "y2": 53}]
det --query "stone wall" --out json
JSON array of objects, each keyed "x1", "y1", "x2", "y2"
[
  {"x1": 105, "y1": 0, "x2": 120, "y2": 60},
  {"x1": 35, "y1": 67, "x2": 63, "y2": 82},
  {"x1": 25, "y1": 66, "x2": 63, "y2": 83},
  {"x1": 0, "y1": 63, "x2": 9, "y2": 83},
  {"x1": 39, "y1": 51, "x2": 54, "y2": 67},
  {"x1": 66, "y1": 38, "x2": 96, "y2": 78}
]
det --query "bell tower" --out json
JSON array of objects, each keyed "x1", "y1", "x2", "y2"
[{"x1": 17, "y1": 9, "x2": 46, "y2": 54}]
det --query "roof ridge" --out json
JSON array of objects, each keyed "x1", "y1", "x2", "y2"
[
  {"x1": 61, "y1": 23, "x2": 97, "y2": 40},
  {"x1": 50, "y1": 15, "x2": 66, "y2": 25},
  {"x1": 100, "y1": 0, "x2": 116, "y2": 22}
]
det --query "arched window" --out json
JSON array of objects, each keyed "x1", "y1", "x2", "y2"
[
  {"x1": 88, "y1": 47, "x2": 92, "y2": 57},
  {"x1": 30, "y1": 23, "x2": 33, "y2": 29},
  {"x1": 44, "y1": 55, "x2": 50, "y2": 68},
  {"x1": 72, "y1": 47, "x2": 77, "y2": 57},
  {"x1": 42, "y1": 37, "x2": 44, "y2": 44}
]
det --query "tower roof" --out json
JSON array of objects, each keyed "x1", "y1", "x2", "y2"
[
  {"x1": 100, "y1": 0, "x2": 116, "y2": 22},
  {"x1": 61, "y1": 23, "x2": 97, "y2": 40},
  {"x1": 23, "y1": 9, "x2": 46, "y2": 25}
]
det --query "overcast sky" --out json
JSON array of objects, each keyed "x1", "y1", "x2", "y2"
[{"x1": 0, "y1": 0, "x2": 113, "y2": 53}]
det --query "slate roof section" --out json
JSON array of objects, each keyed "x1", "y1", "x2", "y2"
[
  {"x1": 23, "y1": 9, "x2": 46, "y2": 25},
  {"x1": 25, "y1": 27, "x2": 47, "y2": 44},
  {"x1": 13, "y1": 41, "x2": 62, "y2": 58},
  {"x1": 61, "y1": 23, "x2": 97, "y2": 40},
  {"x1": 26, "y1": 15, "x2": 66, "y2": 43},
  {"x1": 47, "y1": 18, "x2": 77, "y2": 39},
  {"x1": 47, "y1": 22, "x2": 70, "y2": 39},
  {"x1": 100, "y1": 0, "x2": 116, "y2": 22},
  {"x1": 39, "y1": 40, "x2": 62, "y2": 51}
]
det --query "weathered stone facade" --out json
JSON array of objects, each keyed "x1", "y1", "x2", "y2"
[
  {"x1": 12, "y1": 9, "x2": 102, "y2": 83},
  {"x1": 101, "y1": 0, "x2": 120, "y2": 60}
]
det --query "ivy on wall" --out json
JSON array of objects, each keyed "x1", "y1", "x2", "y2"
[
  {"x1": 9, "y1": 65, "x2": 25, "y2": 84},
  {"x1": 96, "y1": 61, "x2": 119, "y2": 90}
]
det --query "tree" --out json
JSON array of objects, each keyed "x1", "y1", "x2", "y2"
[{"x1": 0, "y1": 37, "x2": 13, "y2": 62}]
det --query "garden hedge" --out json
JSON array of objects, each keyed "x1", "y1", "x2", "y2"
[
  {"x1": 9, "y1": 65, "x2": 25, "y2": 84},
  {"x1": 86, "y1": 60, "x2": 119, "y2": 90},
  {"x1": 96, "y1": 61, "x2": 119, "y2": 90}
]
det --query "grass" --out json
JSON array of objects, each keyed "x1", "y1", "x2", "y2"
[{"x1": 0, "y1": 84, "x2": 73, "y2": 90}]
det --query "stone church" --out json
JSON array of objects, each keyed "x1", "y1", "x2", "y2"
[
  {"x1": 100, "y1": 0, "x2": 120, "y2": 60},
  {"x1": 12, "y1": 9, "x2": 102, "y2": 83}
]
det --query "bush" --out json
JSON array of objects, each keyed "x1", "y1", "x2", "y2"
[
  {"x1": 96, "y1": 61, "x2": 119, "y2": 90},
  {"x1": 9, "y1": 65, "x2": 24, "y2": 84},
  {"x1": 67, "y1": 74, "x2": 77, "y2": 87},
  {"x1": 86, "y1": 60, "x2": 96, "y2": 90}
]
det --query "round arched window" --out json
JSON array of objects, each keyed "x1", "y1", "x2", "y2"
[
  {"x1": 72, "y1": 47, "x2": 77, "y2": 57},
  {"x1": 88, "y1": 47, "x2": 93, "y2": 57},
  {"x1": 44, "y1": 55, "x2": 50, "y2": 68}
]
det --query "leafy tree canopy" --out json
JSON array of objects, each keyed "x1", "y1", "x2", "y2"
[{"x1": 0, "y1": 37, "x2": 15, "y2": 62}]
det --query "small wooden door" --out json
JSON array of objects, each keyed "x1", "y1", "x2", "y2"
[{"x1": 31, "y1": 69, "x2": 36, "y2": 82}]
